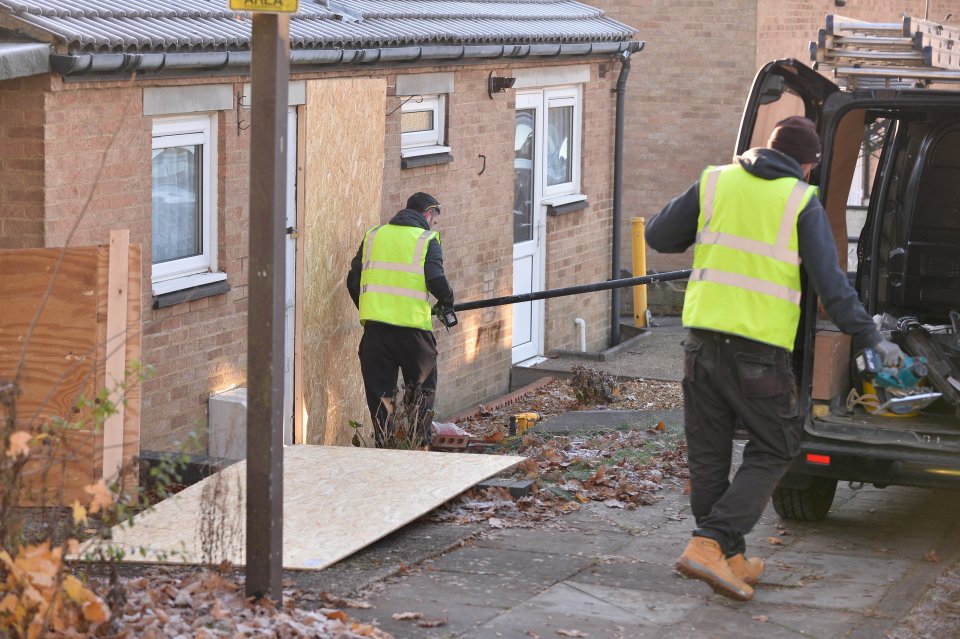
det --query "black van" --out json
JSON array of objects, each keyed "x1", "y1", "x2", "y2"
[{"x1": 738, "y1": 59, "x2": 960, "y2": 520}]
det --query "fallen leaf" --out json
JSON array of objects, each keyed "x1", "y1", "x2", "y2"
[
  {"x1": 557, "y1": 630, "x2": 590, "y2": 638},
  {"x1": 488, "y1": 517, "x2": 505, "y2": 528},
  {"x1": 766, "y1": 537, "x2": 784, "y2": 545},
  {"x1": 654, "y1": 421, "x2": 666, "y2": 431},
  {"x1": 84, "y1": 479, "x2": 113, "y2": 515},
  {"x1": 520, "y1": 458, "x2": 539, "y2": 478},
  {"x1": 7, "y1": 431, "x2": 31, "y2": 459},
  {"x1": 71, "y1": 501, "x2": 88, "y2": 526},
  {"x1": 416, "y1": 617, "x2": 447, "y2": 627},
  {"x1": 483, "y1": 431, "x2": 506, "y2": 444},
  {"x1": 683, "y1": 480, "x2": 691, "y2": 495},
  {"x1": 81, "y1": 598, "x2": 111, "y2": 624},
  {"x1": 392, "y1": 611, "x2": 424, "y2": 621},
  {"x1": 751, "y1": 614, "x2": 769, "y2": 622},
  {"x1": 923, "y1": 550, "x2": 940, "y2": 563},
  {"x1": 526, "y1": 631, "x2": 541, "y2": 638},
  {"x1": 324, "y1": 609, "x2": 349, "y2": 622},
  {"x1": 603, "y1": 499, "x2": 626, "y2": 509}
]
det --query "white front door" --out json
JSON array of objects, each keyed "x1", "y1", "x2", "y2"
[
  {"x1": 512, "y1": 93, "x2": 545, "y2": 363},
  {"x1": 283, "y1": 107, "x2": 297, "y2": 444}
]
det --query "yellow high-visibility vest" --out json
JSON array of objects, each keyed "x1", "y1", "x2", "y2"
[
  {"x1": 682, "y1": 164, "x2": 817, "y2": 351},
  {"x1": 359, "y1": 224, "x2": 438, "y2": 330}
]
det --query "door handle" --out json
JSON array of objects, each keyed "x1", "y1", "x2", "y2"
[{"x1": 286, "y1": 226, "x2": 299, "y2": 239}]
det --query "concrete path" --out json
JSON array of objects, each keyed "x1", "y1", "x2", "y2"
[
  {"x1": 511, "y1": 316, "x2": 687, "y2": 390},
  {"x1": 346, "y1": 475, "x2": 960, "y2": 638}
]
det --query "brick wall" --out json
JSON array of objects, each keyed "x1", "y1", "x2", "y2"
[
  {"x1": 383, "y1": 65, "x2": 521, "y2": 415},
  {"x1": 595, "y1": 0, "x2": 958, "y2": 280},
  {"x1": 380, "y1": 61, "x2": 615, "y2": 414},
  {"x1": 756, "y1": 1, "x2": 947, "y2": 64},
  {"x1": 0, "y1": 75, "x2": 48, "y2": 249},
  {"x1": 543, "y1": 65, "x2": 617, "y2": 353},
  {"x1": 593, "y1": 0, "x2": 759, "y2": 275},
  {"x1": 43, "y1": 80, "x2": 248, "y2": 451}
]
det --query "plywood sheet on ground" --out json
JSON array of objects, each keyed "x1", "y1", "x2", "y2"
[
  {"x1": 302, "y1": 78, "x2": 386, "y2": 446},
  {"x1": 96, "y1": 446, "x2": 523, "y2": 570}
]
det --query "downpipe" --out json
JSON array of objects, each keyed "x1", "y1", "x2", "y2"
[{"x1": 610, "y1": 50, "x2": 631, "y2": 347}]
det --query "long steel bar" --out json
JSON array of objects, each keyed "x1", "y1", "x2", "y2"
[
  {"x1": 452, "y1": 269, "x2": 691, "y2": 312},
  {"x1": 246, "y1": 12, "x2": 290, "y2": 601}
]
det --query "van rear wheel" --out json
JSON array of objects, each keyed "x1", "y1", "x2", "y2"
[{"x1": 772, "y1": 477, "x2": 838, "y2": 521}]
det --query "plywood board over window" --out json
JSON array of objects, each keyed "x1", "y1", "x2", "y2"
[
  {"x1": 0, "y1": 241, "x2": 142, "y2": 504},
  {"x1": 302, "y1": 77, "x2": 386, "y2": 446}
]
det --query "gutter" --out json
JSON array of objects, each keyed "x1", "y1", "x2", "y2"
[
  {"x1": 49, "y1": 40, "x2": 643, "y2": 77},
  {"x1": 610, "y1": 49, "x2": 631, "y2": 347}
]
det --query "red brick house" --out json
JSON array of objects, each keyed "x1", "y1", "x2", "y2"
[
  {"x1": 589, "y1": 0, "x2": 960, "y2": 279},
  {"x1": 0, "y1": 0, "x2": 641, "y2": 453}
]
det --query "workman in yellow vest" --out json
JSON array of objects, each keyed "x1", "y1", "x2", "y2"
[
  {"x1": 346, "y1": 192, "x2": 455, "y2": 447},
  {"x1": 646, "y1": 116, "x2": 904, "y2": 601}
]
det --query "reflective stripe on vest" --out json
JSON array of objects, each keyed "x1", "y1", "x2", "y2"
[
  {"x1": 359, "y1": 225, "x2": 437, "y2": 330},
  {"x1": 682, "y1": 164, "x2": 816, "y2": 350}
]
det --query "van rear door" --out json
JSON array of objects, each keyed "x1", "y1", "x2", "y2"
[{"x1": 736, "y1": 59, "x2": 840, "y2": 155}]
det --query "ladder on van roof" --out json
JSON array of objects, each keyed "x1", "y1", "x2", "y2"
[{"x1": 811, "y1": 13, "x2": 960, "y2": 89}]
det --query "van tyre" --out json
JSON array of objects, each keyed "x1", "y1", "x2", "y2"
[{"x1": 771, "y1": 477, "x2": 838, "y2": 521}]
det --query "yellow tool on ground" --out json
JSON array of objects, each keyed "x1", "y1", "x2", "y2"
[{"x1": 509, "y1": 412, "x2": 542, "y2": 436}]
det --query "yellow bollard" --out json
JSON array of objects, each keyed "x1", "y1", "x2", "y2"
[{"x1": 632, "y1": 217, "x2": 648, "y2": 328}]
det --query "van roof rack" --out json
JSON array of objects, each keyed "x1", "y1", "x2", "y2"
[{"x1": 811, "y1": 14, "x2": 960, "y2": 90}]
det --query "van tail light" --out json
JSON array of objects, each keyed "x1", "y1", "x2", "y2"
[{"x1": 806, "y1": 453, "x2": 831, "y2": 466}]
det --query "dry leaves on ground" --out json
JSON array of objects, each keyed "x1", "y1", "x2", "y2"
[
  {"x1": 94, "y1": 570, "x2": 392, "y2": 638},
  {"x1": 431, "y1": 377, "x2": 687, "y2": 528}
]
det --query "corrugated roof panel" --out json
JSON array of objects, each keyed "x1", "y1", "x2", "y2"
[
  {"x1": 0, "y1": 0, "x2": 636, "y2": 53},
  {"x1": 333, "y1": 0, "x2": 602, "y2": 20}
]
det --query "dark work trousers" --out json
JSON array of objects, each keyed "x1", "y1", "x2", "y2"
[
  {"x1": 358, "y1": 322, "x2": 438, "y2": 446},
  {"x1": 682, "y1": 328, "x2": 802, "y2": 556}
]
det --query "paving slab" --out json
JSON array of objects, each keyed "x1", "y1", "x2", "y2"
[
  {"x1": 668, "y1": 599, "x2": 864, "y2": 639},
  {"x1": 469, "y1": 581, "x2": 662, "y2": 639},
  {"x1": 535, "y1": 408, "x2": 683, "y2": 435},
  {"x1": 424, "y1": 545, "x2": 595, "y2": 583}
]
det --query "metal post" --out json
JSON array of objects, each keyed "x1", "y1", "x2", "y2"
[
  {"x1": 631, "y1": 217, "x2": 647, "y2": 327},
  {"x1": 246, "y1": 12, "x2": 289, "y2": 601}
]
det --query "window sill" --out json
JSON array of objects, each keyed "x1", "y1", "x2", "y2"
[
  {"x1": 401, "y1": 144, "x2": 451, "y2": 159},
  {"x1": 544, "y1": 194, "x2": 588, "y2": 217},
  {"x1": 152, "y1": 272, "x2": 229, "y2": 309},
  {"x1": 401, "y1": 149, "x2": 454, "y2": 170}
]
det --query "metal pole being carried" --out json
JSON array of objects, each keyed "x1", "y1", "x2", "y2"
[{"x1": 452, "y1": 269, "x2": 691, "y2": 313}]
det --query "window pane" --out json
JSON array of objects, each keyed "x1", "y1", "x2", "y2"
[
  {"x1": 152, "y1": 145, "x2": 201, "y2": 264},
  {"x1": 514, "y1": 109, "x2": 536, "y2": 244},
  {"x1": 401, "y1": 109, "x2": 434, "y2": 134},
  {"x1": 547, "y1": 105, "x2": 573, "y2": 186}
]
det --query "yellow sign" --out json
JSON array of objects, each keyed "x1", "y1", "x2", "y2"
[{"x1": 230, "y1": 0, "x2": 298, "y2": 13}]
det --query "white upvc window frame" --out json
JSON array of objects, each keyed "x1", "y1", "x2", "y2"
[
  {"x1": 542, "y1": 86, "x2": 582, "y2": 200},
  {"x1": 150, "y1": 114, "x2": 219, "y2": 290},
  {"x1": 400, "y1": 94, "x2": 449, "y2": 157}
]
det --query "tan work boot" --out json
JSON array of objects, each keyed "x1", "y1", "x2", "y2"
[
  {"x1": 727, "y1": 553, "x2": 764, "y2": 585},
  {"x1": 675, "y1": 536, "x2": 754, "y2": 601}
]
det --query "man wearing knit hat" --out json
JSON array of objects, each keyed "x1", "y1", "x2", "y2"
[
  {"x1": 645, "y1": 116, "x2": 904, "y2": 601},
  {"x1": 346, "y1": 191, "x2": 455, "y2": 447}
]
